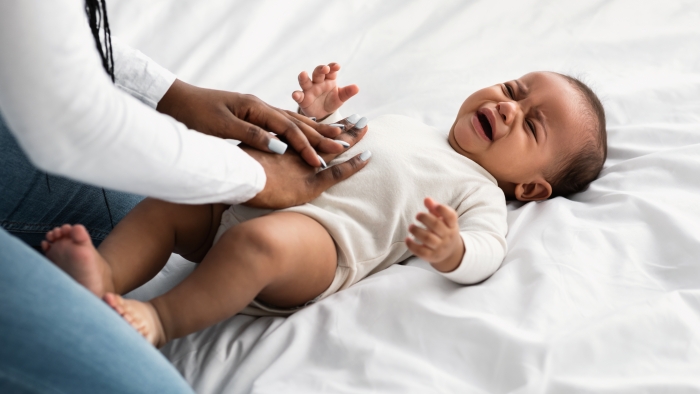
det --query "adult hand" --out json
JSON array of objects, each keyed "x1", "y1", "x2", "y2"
[
  {"x1": 156, "y1": 79, "x2": 347, "y2": 168},
  {"x1": 243, "y1": 116, "x2": 371, "y2": 209}
]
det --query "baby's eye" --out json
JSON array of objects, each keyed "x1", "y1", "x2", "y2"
[
  {"x1": 504, "y1": 84, "x2": 515, "y2": 99},
  {"x1": 526, "y1": 119, "x2": 537, "y2": 140}
]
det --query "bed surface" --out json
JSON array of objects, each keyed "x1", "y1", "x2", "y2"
[{"x1": 114, "y1": 1, "x2": 700, "y2": 392}]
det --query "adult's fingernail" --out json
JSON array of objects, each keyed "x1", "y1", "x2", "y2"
[
  {"x1": 328, "y1": 123, "x2": 346, "y2": 130},
  {"x1": 360, "y1": 150, "x2": 372, "y2": 161},
  {"x1": 268, "y1": 139, "x2": 287, "y2": 155},
  {"x1": 318, "y1": 155, "x2": 328, "y2": 169},
  {"x1": 346, "y1": 114, "x2": 361, "y2": 124},
  {"x1": 354, "y1": 117, "x2": 368, "y2": 129},
  {"x1": 336, "y1": 140, "x2": 350, "y2": 148}
]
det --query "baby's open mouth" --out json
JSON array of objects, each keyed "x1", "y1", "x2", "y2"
[{"x1": 477, "y1": 111, "x2": 493, "y2": 141}]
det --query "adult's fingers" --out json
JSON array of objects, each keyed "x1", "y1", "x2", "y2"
[
  {"x1": 330, "y1": 115, "x2": 369, "y2": 148},
  {"x1": 233, "y1": 99, "x2": 326, "y2": 166},
  {"x1": 314, "y1": 114, "x2": 370, "y2": 163},
  {"x1": 227, "y1": 102, "x2": 327, "y2": 167},
  {"x1": 281, "y1": 111, "x2": 346, "y2": 158},
  {"x1": 225, "y1": 114, "x2": 282, "y2": 155},
  {"x1": 313, "y1": 151, "x2": 372, "y2": 194}
]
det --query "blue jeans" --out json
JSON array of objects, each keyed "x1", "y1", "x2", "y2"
[
  {"x1": 0, "y1": 114, "x2": 193, "y2": 393},
  {"x1": 0, "y1": 228, "x2": 193, "y2": 393},
  {"x1": 0, "y1": 113, "x2": 143, "y2": 248}
]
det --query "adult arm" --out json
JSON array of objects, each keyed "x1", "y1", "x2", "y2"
[
  {"x1": 112, "y1": 36, "x2": 351, "y2": 168},
  {"x1": 111, "y1": 36, "x2": 177, "y2": 109},
  {"x1": 0, "y1": 1, "x2": 263, "y2": 205}
]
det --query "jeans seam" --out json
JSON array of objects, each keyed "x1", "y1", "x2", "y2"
[{"x1": 1, "y1": 220, "x2": 110, "y2": 239}]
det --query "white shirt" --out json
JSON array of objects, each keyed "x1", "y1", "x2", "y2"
[{"x1": 0, "y1": 1, "x2": 265, "y2": 205}]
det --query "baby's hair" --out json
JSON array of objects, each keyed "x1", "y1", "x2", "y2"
[{"x1": 546, "y1": 73, "x2": 607, "y2": 197}]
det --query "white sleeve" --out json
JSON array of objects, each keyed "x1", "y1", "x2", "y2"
[
  {"x1": 438, "y1": 186, "x2": 508, "y2": 285},
  {"x1": 0, "y1": 1, "x2": 265, "y2": 205},
  {"x1": 112, "y1": 37, "x2": 176, "y2": 109},
  {"x1": 320, "y1": 111, "x2": 345, "y2": 124},
  {"x1": 439, "y1": 230, "x2": 507, "y2": 285}
]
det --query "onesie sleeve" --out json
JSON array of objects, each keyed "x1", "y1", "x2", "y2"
[
  {"x1": 439, "y1": 184, "x2": 508, "y2": 285},
  {"x1": 319, "y1": 111, "x2": 345, "y2": 124},
  {"x1": 112, "y1": 37, "x2": 177, "y2": 109}
]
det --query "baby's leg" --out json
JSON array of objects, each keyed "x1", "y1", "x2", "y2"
[
  {"x1": 104, "y1": 212, "x2": 337, "y2": 347},
  {"x1": 43, "y1": 199, "x2": 227, "y2": 297}
]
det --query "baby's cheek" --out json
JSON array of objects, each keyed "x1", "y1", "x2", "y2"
[{"x1": 452, "y1": 116, "x2": 473, "y2": 149}]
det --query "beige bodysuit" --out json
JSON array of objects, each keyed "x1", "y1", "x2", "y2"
[{"x1": 215, "y1": 114, "x2": 508, "y2": 315}]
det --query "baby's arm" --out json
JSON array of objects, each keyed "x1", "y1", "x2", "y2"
[
  {"x1": 407, "y1": 197, "x2": 507, "y2": 284},
  {"x1": 406, "y1": 197, "x2": 465, "y2": 273},
  {"x1": 292, "y1": 63, "x2": 359, "y2": 120}
]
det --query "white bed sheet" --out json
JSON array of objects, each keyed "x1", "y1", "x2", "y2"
[{"x1": 114, "y1": 0, "x2": 700, "y2": 392}]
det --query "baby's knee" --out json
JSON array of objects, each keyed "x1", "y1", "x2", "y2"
[{"x1": 220, "y1": 221, "x2": 285, "y2": 268}]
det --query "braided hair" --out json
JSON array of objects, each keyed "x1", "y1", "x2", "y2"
[
  {"x1": 85, "y1": 0, "x2": 115, "y2": 82},
  {"x1": 81, "y1": 0, "x2": 116, "y2": 229}
]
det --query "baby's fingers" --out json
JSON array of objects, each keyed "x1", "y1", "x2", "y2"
[
  {"x1": 406, "y1": 237, "x2": 434, "y2": 260},
  {"x1": 425, "y1": 197, "x2": 458, "y2": 228},
  {"x1": 338, "y1": 84, "x2": 359, "y2": 103},
  {"x1": 292, "y1": 91, "x2": 304, "y2": 104},
  {"x1": 298, "y1": 71, "x2": 313, "y2": 91},
  {"x1": 408, "y1": 224, "x2": 441, "y2": 249},
  {"x1": 416, "y1": 212, "x2": 449, "y2": 238},
  {"x1": 311, "y1": 64, "x2": 330, "y2": 84},
  {"x1": 325, "y1": 63, "x2": 341, "y2": 80}
]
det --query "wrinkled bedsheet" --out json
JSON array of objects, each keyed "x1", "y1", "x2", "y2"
[{"x1": 115, "y1": 0, "x2": 700, "y2": 392}]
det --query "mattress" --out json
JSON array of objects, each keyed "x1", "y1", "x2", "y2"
[{"x1": 114, "y1": 0, "x2": 700, "y2": 392}]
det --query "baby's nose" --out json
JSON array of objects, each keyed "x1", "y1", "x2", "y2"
[{"x1": 497, "y1": 101, "x2": 517, "y2": 125}]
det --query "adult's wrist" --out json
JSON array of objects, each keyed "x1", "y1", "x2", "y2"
[{"x1": 156, "y1": 79, "x2": 190, "y2": 120}]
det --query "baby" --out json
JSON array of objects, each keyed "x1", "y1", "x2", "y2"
[{"x1": 42, "y1": 63, "x2": 606, "y2": 347}]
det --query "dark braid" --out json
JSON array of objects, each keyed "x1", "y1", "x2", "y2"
[
  {"x1": 84, "y1": 0, "x2": 115, "y2": 82},
  {"x1": 83, "y1": 0, "x2": 116, "y2": 230}
]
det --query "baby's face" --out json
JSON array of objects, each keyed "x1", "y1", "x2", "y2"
[{"x1": 448, "y1": 72, "x2": 586, "y2": 201}]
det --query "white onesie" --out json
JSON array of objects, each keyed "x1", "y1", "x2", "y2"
[{"x1": 215, "y1": 114, "x2": 508, "y2": 315}]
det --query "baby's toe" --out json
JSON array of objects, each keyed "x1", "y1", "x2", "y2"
[{"x1": 60, "y1": 224, "x2": 73, "y2": 237}]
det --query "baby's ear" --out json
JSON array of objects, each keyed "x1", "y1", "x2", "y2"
[{"x1": 514, "y1": 180, "x2": 552, "y2": 201}]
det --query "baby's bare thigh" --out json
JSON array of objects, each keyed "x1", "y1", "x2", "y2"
[{"x1": 218, "y1": 211, "x2": 337, "y2": 308}]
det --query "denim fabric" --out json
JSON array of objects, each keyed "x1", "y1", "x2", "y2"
[
  {"x1": 0, "y1": 112, "x2": 143, "y2": 247},
  {"x1": 0, "y1": 228, "x2": 194, "y2": 393}
]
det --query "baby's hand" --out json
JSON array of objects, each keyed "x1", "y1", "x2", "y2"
[
  {"x1": 292, "y1": 63, "x2": 359, "y2": 120},
  {"x1": 406, "y1": 197, "x2": 465, "y2": 273}
]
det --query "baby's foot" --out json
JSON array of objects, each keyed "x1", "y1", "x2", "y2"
[
  {"x1": 42, "y1": 224, "x2": 113, "y2": 297},
  {"x1": 104, "y1": 293, "x2": 167, "y2": 348}
]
